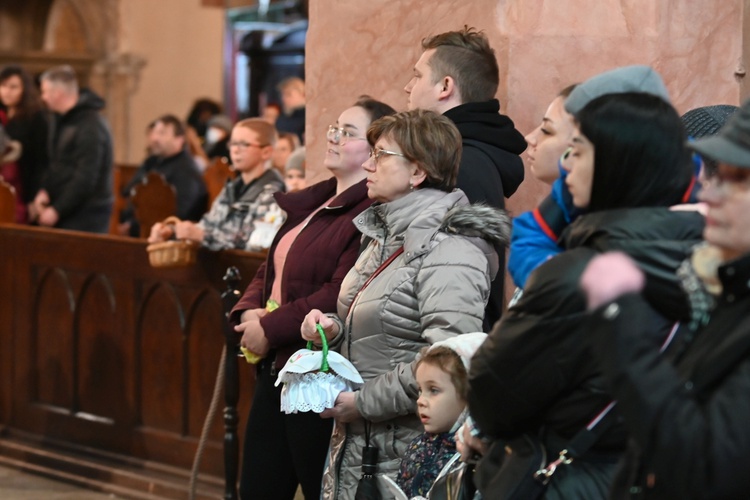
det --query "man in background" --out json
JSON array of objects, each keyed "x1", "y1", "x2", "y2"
[
  {"x1": 32, "y1": 65, "x2": 113, "y2": 233},
  {"x1": 119, "y1": 115, "x2": 208, "y2": 236}
]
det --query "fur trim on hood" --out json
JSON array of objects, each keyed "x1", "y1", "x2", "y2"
[{"x1": 440, "y1": 202, "x2": 511, "y2": 251}]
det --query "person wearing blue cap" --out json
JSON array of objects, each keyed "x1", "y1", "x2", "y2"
[{"x1": 579, "y1": 97, "x2": 750, "y2": 499}]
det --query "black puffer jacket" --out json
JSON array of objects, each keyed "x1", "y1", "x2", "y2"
[
  {"x1": 42, "y1": 88, "x2": 113, "y2": 233},
  {"x1": 469, "y1": 208, "x2": 704, "y2": 496}
]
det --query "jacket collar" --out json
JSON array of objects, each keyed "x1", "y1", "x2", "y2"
[
  {"x1": 355, "y1": 189, "x2": 508, "y2": 273},
  {"x1": 356, "y1": 189, "x2": 461, "y2": 249},
  {"x1": 275, "y1": 177, "x2": 369, "y2": 217}
]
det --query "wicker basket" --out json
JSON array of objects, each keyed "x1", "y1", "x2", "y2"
[{"x1": 146, "y1": 217, "x2": 199, "y2": 268}]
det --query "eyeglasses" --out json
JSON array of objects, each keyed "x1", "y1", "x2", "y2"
[
  {"x1": 228, "y1": 141, "x2": 268, "y2": 149},
  {"x1": 368, "y1": 147, "x2": 406, "y2": 164},
  {"x1": 327, "y1": 125, "x2": 365, "y2": 145}
]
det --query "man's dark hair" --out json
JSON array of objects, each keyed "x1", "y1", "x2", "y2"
[
  {"x1": 353, "y1": 95, "x2": 397, "y2": 123},
  {"x1": 155, "y1": 114, "x2": 186, "y2": 137},
  {"x1": 0, "y1": 65, "x2": 43, "y2": 119}
]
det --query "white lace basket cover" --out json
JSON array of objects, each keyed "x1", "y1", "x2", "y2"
[{"x1": 275, "y1": 329, "x2": 363, "y2": 414}]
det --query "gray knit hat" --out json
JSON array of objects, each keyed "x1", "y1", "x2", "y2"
[
  {"x1": 681, "y1": 105, "x2": 739, "y2": 140},
  {"x1": 565, "y1": 65, "x2": 671, "y2": 115},
  {"x1": 689, "y1": 98, "x2": 750, "y2": 169},
  {"x1": 284, "y1": 146, "x2": 306, "y2": 174},
  {"x1": 207, "y1": 114, "x2": 234, "y2": 134}
]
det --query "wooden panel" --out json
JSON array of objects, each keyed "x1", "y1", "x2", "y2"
[
  {"x1": 0, "y1": 224, "x2": 265, "y2": 481},
  {"x1": 138, "y1": 282, "x2": 185, "y2": 432},
  {"x1": 186, "y1": 291, "x2": 226, "y2": 440},
  {"x1": 76, "y1": 274, "x2": 119, "y2": 422},
  {"x1": 33, "y1": 268, "x2": 75, "y2": 409}
]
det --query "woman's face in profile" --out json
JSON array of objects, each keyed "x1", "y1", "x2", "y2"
[
  {"x1": 563, "y1": 126, "x2": 595, "y2": 209},
  {"x1": 524, "y1": 96, "x2": 575, "y2": 185},
  {"x1": 363, "y1": 136, "x2": 417, "y2": 203},
  {"x1": 323, "y1": 106, "x2": 371, "y2": 174}
]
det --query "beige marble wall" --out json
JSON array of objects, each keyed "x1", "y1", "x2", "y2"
[
  {"x1": 306, "y1": 0, "x2": 744, "y2": 215},
  {"x1": 119, "y1": 0, "x2": 225, "y2": 163}
]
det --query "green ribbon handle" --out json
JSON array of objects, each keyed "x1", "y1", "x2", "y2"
[{"x1": 306, "y1": 323, "x2": 329, "y2": 372}]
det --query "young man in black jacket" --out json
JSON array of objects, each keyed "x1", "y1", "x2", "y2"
[{"x1": 404, "y1": 26, "x2": 527, "y2": 330}]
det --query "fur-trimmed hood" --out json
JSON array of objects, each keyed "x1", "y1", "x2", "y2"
[
  {"x1": 355, "y1": 188, "x2": 510, "y2": 279},
  {"x1": 440, "y1": 202, "x2": 511, "y2": 250}
]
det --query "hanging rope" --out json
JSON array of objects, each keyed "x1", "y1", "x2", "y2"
[{"x1": 188, "y1": 345, "x2": 227, "y2": 500}]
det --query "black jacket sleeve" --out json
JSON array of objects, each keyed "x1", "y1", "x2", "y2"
[
  {"x1": 468, "y1": 249, "x2": 594, "y2": 438},
  {"x1": 589, "y1": 293, "x2": 750, "y2": 499},
  {"x1": 49, "y1": 114, "x2": 110, "y2": 219}
]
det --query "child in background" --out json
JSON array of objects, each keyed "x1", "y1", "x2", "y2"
[
  {"x1": 148, "y1": 118, "x2": 285, "y2": 250},
  {"x1": 283, "y1": 146, "x2": 306, "y2": 193},
  {"x1": 272, "y1": 132, "x2": 300, "y2": 175},
  {"x1": 396, "y1": 333, "x2": 486, "y2": 499}
]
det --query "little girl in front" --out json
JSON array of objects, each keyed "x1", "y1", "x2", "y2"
[{"x1": 395, "y1": 333, "x2": 487, "y2": 498}]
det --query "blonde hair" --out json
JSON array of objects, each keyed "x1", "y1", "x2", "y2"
[{"x1": 235, "y1": 118, "x2": 278, "y2": 147}]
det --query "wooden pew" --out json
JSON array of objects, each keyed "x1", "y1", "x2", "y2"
[
  {"x1": 203, "y1": 156, "x2": 234, "y2": 208},
  {"x1": 109, "y1": 163, "x2": 139, "y2": 235},
  {"x1": 0, "y1": 224, "x2": 266, "y2": 499},
  {"x1": 131, "y1": 171, "x2": 177, "y2": 238}
]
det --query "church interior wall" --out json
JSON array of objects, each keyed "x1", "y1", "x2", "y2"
[{"x1": 118, "y1": 0, "x2": 225, "y2": 164}]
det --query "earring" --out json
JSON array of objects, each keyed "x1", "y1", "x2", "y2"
[{"x1": 409, "y1": 182, "x2": 414, "y2": 192}]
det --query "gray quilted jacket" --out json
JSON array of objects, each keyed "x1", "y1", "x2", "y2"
[{"x1": 322, "y1": 188, "x2": 509, "y2": 500}]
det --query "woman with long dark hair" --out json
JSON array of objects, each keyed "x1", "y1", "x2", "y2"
[
  {"x1": 0, "y1": 65, "x2": 48, "y2": 223},
  {"x1": 469, "y1": 92, "x2": 705, "y2": 499}
]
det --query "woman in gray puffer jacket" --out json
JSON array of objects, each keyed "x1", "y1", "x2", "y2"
[{"x1": 302, "y1": 109, "x2": 510, "y2": 500}]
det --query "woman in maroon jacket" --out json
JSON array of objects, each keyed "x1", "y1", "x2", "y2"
[{"x1": 232, "y1": 96, "x2": 395, "y2": 500}]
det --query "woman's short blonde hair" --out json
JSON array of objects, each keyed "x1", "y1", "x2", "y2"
[{"x1": 366, "y1": 109, "x2": 462, "y2": 192}]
